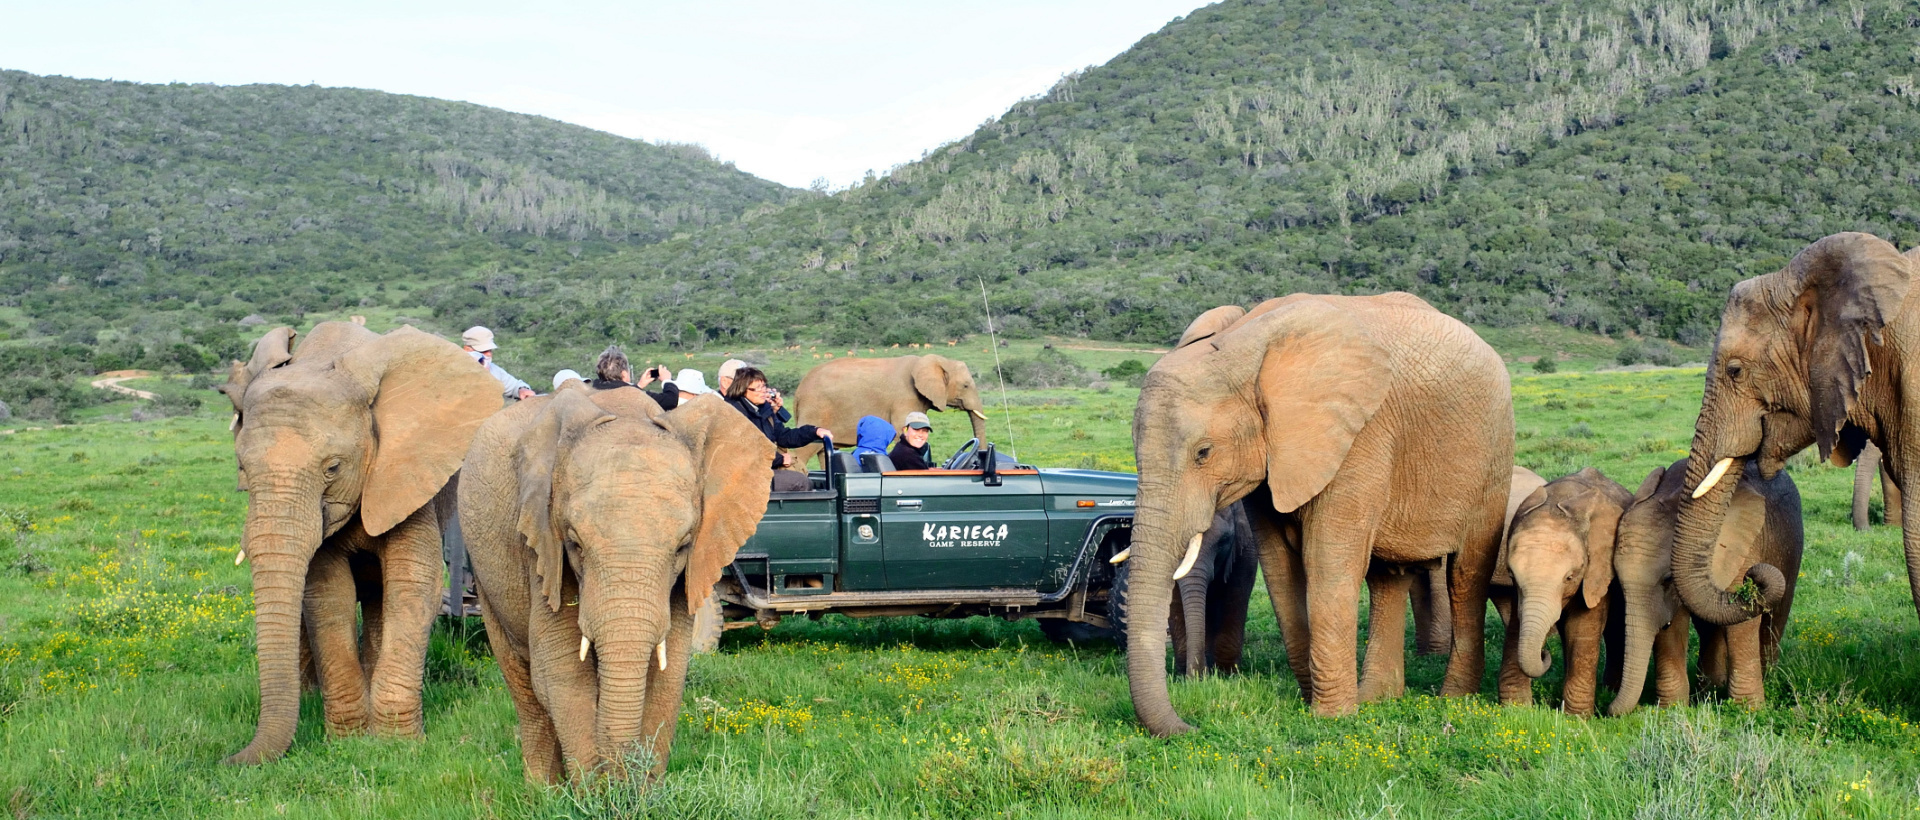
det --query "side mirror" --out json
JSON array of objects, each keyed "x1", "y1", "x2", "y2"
[{"x1": 982, "y1": 443, "x2": 1002, "y2": 487}]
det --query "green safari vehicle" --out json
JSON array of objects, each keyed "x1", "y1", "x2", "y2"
[{"x1": 695, "y1": 438, "x2": 1137, "y2": 648}]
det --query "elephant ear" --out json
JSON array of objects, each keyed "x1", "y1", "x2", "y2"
[
  {"x1": 1175, "y1": 306, "x2": 1246, "y2": 349},
  {"x1": 912, "y1": 356, "x2": 950, "y2": 409},
  {"x1": 1577, "y1": 471, "x2": 1629, "y2": 610},
  {"x1": 1783, "y1": 233, "x2": 1912, "y2": 464},
  {"x1": 661, "y1": 396, "x2": 777, "y2": 614},
  {"x1": 516, "y1": 387, "x2": 611, "y2": 613},
  {"x1": 1223, "y1": 298, "x2": 1391, "y2": 513},
  {"x1": 1709, "y1": 474, "x2": 1770, "y2": 593},
  {"x1": 339, "y1": 326, "x2": 503, "y2": 535},
  {"x1": 1632, "y1": 464, "x2": 1667, "y2": 504}
]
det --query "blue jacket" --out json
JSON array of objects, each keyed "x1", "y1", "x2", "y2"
[{"x1": 854, "y1": 416, "x2": 896, "y2": 456}]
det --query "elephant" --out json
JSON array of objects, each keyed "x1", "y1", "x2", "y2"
[
  {"x1": 1495, "y1": 468, "x2": 1630, "y2": 716},
  {"x1": 792, "y1": 355, "x2": 988, "y2": 465},
  {"x1": 1670, "y1": 233, "x2": 1913, "y2": 629},
  {"x1": 459, "y1": 385, "x2": 774, "y2": 782},
  {"x1": 1125, "y1": 292, "x2": 1514, "y2": 733},
  {"x1": 1852, "y1": 440, "x2": 1903, "y2": 530},
  {"x1": 1165, "y1": 502, "x2": 1259, "y2": 677},
  {"x1": 215, "y1": 322, "x2": 501, "y2": 764},
  {"x1": 1610, "y1": 458, "x2": 1801, "y2": 714}
]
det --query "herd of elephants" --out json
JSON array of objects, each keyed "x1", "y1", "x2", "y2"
[{"x1": 207, "y1": 230, "x2": 1920, "y2": 784}]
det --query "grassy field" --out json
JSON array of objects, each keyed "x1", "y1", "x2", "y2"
[{"x1": 5, "y1": 359, "x2": 1920, "y2": 818}]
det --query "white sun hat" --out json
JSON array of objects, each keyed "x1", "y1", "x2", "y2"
[
  {"x1": 551, "y1": 369, "x2": 583, "y2": 390},
  {"x1": 673, "y1": 369, "x2": 715, "y2": 394},
  {"x1": 461, "y1": 326, "x2": 497, "y2": 352}
]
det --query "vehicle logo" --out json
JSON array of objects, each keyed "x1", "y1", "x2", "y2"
[
  {"x1": 923, "y1": 523, "x2": 1008, "y2": 548},
  {"x1": 1096, "y1": 499, "x2": 1136, "y2": 507}
]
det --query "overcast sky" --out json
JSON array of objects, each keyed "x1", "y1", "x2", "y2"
[{"x1": 1, "y1": 0, "x2": 1204, "y2": 189}]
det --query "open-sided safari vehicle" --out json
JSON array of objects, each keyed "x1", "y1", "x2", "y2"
[{"x1": 695, "y1": 438, "x2": 1137, "y2": 648}]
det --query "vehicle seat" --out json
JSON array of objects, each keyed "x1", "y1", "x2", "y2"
[
  {"x1": 859, "y1": 453, "x2": 896, "y2": 473},
  {"x1": 831, "y1": 452, "x2": 864, "y2": 474}
]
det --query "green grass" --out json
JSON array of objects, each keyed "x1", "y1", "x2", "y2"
[{"x1": 5, "y1": 370, "x2": 1920, "y2": 817}]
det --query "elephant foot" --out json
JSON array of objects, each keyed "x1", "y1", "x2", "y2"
[
  {"x1": 370, "y1": 711, "x2": 425, "y2": 739},
  {"x1": 1357, "y1": 676, "x2": 1404, "y2": 703},
  {"x1": 1309, "y1": 693, "x2": 1358, "y2": 717},
  {"x1": 324, "y1": 716, "x2": 370, "y2": 738}
]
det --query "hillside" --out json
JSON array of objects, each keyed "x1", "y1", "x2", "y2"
[
  {"x1": 0, "y1": 70, "x2": 801, "y2": 366},
  {"x1": 449, "y1": 0, "x2": 1920, "y2": 351}
]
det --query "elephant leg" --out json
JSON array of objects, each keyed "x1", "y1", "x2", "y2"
[
  {"x1": 1169, "y1": 587, "x2": 1198, "y2": 678},
  {"x1": 1300, "y1": 505, "x2": 1375, "y2": 717},
  {"x1": 1560, "y1": 599, "x2": 1605, "y2": 717},
  {"x1": 477, "y1": 586, "x2": 564, "y2": 783},
  {"x1": 1207, "y1": 555, "x2": 1257, "y2": 675},
  {"x1": 639, "y1": 582, "x2": 699, "y2": 779},
  {"x1": 1695, "y1": 616, "x2": 1730, "y2": 689},
  {"x1": 1885, "y1": 466, "x2": 1903, "y2": 527},
  {"x1": 1492, "y1": 591, "x2": 1531, "y2": 706},
  {"x1": 1725, "y1": 617, "x2": 1766, "y2": 709},
  {"x1": 1441, "y1": 529, "x2": 1497, "y2": 699},
  {"x1": 367, "y1": 510, "x2": 442, "y2": 737},
  {"x1": 1602, "y1": 587, "x2": 1625, "y2": 694},
  {"x1": 1653, "y1": 607, "x2": 1692, "y2": 708},
  {"x1": 530, "y1": 575, "x2": 599, "y2": 777},
  {"x1": 1855, "y1": 442, "x2": 1880, "y2": 531},
  {"x1": 1358, "y1": 570, "x2": 1410, "y2": 703},
  {"x1": 351, "y1": 551, "x2": 384, "y2": 695},
  {"x1": 305, "y1": 545, "x2": 369, "y2": 736},
  {"x1": 1251, "y1": 512, "x2": 1312, "y2": 702}
]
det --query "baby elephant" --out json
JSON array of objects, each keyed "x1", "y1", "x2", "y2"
[
  {"x1": 461, "y1": 386, "x2": 775, "y2": 782},
  {"x1": 1498, "y1": 468, "x2": 1631, "y2": 716},
  {"x1": 1608, "y1": 458, "x2": 1802, "y2": 716}
]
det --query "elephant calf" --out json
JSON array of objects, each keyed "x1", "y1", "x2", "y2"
[
  {"x1": 1496, "y1": 468, "x2": 1631, "y2": 716},
  {"x1": 1609, "y1": 458, "x2": 1802, "y2": 716},
  {"x1": 1159, "y1": 503, "x2": 1258, "y2": 677},
  {"x1": 461, "y1": 385, "x2": 774, "y2": 782}
]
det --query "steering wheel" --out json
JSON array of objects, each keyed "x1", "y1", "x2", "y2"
[{"x1": 942, "y1": 438, "x2": 981, "y2": 470}]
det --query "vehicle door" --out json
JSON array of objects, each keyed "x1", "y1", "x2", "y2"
[{"x1": 877, "y1": 468, "x2": 1048, "y2": 588}]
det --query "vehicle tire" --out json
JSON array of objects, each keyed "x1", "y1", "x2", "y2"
[
  {"x1": 1038, "y1": 618, "x2": 1117, "y2": 644},
  {"x1": 690, "y1": 594, "x2": 724, "y2": 654}
]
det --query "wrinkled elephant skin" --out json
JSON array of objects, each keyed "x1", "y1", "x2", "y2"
[{"x1": 1496, "y1": 468, "x2": 1630, "y2": 716}]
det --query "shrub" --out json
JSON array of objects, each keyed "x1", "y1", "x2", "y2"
[
  {"x1": 1000, "y1": 347, "x2": 1093, "y2": 389},
  {"x1": 1531, "y1": 356, "x2": 1558, "y2": 373},
  {"x1": 1100, "y1": 358, "x2": 1149, "y2": 386},
  {"x1": 1616, "y1": 340, "x2": 1646, "y2": 366}
]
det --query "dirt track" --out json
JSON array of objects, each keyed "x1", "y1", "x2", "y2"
[{"x1": 90, "y1": 370, "x2": 158, "y2": 400}]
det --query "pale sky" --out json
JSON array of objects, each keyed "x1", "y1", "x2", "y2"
[{"x1": 0, "y1": 0, "x2": 1207, "y2": 189}]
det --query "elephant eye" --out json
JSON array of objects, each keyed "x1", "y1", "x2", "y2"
[
  {"x1": 1725, "y1": 359, "x2": 1745, "y2": 380},
  {"x1": 1195, "y1": 445, "x2": 1213, "y2": 465},
  {"x1": 323, "y1": 459, "x2": 343, "y2": 480}
]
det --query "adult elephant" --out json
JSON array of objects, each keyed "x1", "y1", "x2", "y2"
[
  {"x1": 1671, "y1": 233, "x2": 1917, "y2": 628},
  {"x1": 793, "y1": 355, "x2": 988, "y2": 465},
  {"x1": 216, "y1": 322, "x2": 500, "y2": 764},
  {"x1": 460, "y1": 386, "x2": 772, "y2": 782},
  {"x1": 1127, "y1": 293, "x2": 1513, "y2": 733}
]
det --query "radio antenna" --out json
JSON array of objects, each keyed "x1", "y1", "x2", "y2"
[{"x1": 978, "y1": 276, "x2": 1017, "y2": 457}]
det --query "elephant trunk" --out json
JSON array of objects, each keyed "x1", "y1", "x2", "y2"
[
  {"x1": 1123, "y1": 511, "x2": 1193, "y2": 737},
  {"x1": 1855, "y1": 443, "x2": 1881, "y2": 531},
  {"x1": 591, "y1": 625, "x2": 661, "y2": 770},
  {"x1": 1176, "y1": 578, "x2": 1209, "y2": 678},
  {"x1": 966, "y1": 401, "x2": 988, "y2": 444},
  {"x1": 1673, "y1": 456, "x2": 1782, "y2": 624},
  {"x1": 224, "y1": 487, "x2": 324, "y2": 765},
  {"x1": 1607, "y1": 585, "x2": 1663, "y2": 716},
  {"x1": 1515, "y1": 592, "x2": 1559, "y2": 679}
]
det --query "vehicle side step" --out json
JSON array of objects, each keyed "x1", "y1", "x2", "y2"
[{"x1": 732, "y1": 586, "x2": 1043, "y2": 612}]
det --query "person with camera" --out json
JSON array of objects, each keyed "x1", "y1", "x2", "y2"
[
  {"x1": 723, "y1": 366, "x2": 830, "y2": 492},
  {"x1": 589, "y1": 345, "x2": 680, "y2": 410}
]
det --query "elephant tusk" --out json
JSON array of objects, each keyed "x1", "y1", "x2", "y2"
[
  {"x1": 970, "y1": 409, "x2": 988, "y2": 420},
  {"x1": 1108, "y1": 547, "x2": 1131, "y2": 565},
  {"x1": 579, "y1": 636, "x2": 591, "y2": 662},
  {"x1": 1691, "y1": 458, "x2": 1736, "y2": 499},
  {"x1": 656, "y1": 641, "x2": 667, "y2": 670},
  {"x1": 234, "y1": 549, "x2": 246, "y2": 565},
  {"x1": 229, "y1": 413, "x2": 239, "y2": 431},
  {"x1": 1172, "y1": 533, "x2": 1204, "y2": 580}
]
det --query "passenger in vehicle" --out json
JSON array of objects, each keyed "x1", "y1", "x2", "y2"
[
  {"x1": 853, "y1": 416, "x2": 896, "y2": 458},
  {"x1": 462, "y1": 326, "x2": 535, "y2": 400},
  {"x1": 720, "y1": 359, "x2": 789, "y2": 423},
  {"x1": 551, "y1": 369, "x2": 583, "y2": 390},
  {"x1": 724, "y1": 366, "x2": 831, "y2": 492},
  {"x1": 588, "y1": 345, "x2": 680, "y2": 410},
  {"x1": 673, "y1": 368, "x2": 717, "y2": 398},
  {"x1": 890, "y1": 411, "x2": 936, "y2": 470}
]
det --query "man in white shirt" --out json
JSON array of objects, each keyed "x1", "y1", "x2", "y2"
[{"x1": 462, "y1": 326, "x2": 534, "y2": 400}]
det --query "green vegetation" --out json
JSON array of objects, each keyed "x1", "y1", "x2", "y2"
[{"x1": 4, "y1": 366, "x2": 1919, "y2": 817}]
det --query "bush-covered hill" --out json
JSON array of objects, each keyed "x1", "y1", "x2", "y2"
[
  {"x1": 0, "y1": 70, "x2": 801, "y2": 356},
  {"x1": 449, "y1": 0, "x2": 1920, "y2": 350}
]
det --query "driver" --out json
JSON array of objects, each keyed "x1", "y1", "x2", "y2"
[{"x1": 889, "y1": 412, "x2": 936, "y2": 470}]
